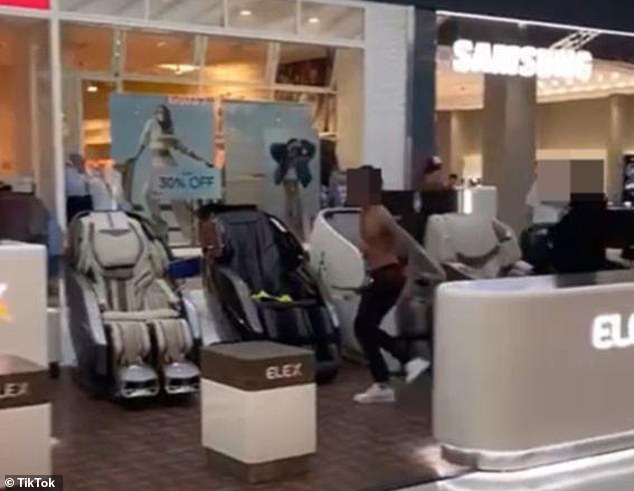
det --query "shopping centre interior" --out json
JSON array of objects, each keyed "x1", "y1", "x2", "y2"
[{"x1": 5, "y1": 1, "x2": 634, "y2": 491}]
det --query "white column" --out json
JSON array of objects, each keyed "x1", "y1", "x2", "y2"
[
  {"x1": 607, "y1": 94, "x2": 627, "y2": 202},
  {"x1": 363, "y1": 3, "x2": 411, "y2": 190}
]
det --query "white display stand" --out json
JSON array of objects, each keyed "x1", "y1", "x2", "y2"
[
  {"x1": 434, "y1": 269, "x2": 634, "y2": 472},
  {"x1": 0, "y1": 242, "x2": 48, "y2": 367},
  {"x1": 0, "y1": 356, "x2": 52, "y2": 479},
  {"x1": 201, "y1": 342, "x2": 316, "y2": 483}
]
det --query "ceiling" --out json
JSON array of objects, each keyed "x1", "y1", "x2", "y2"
[{"x1": 59, "y1": 0, "x2": 364, "y2": 40}]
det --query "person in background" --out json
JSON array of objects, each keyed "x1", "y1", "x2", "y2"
[
  {"x1": 447, "y1": 173, "x2": 460, "y2": 189},
  {"x1": 521, "y1": 164, "x2": 566, "y2": 273},
  {"x1": 65, "y1": 153, "x2": 93, "y2": 224},
  {"x1": 416, "y1": 156, "x2": 445, "y2": 190}
]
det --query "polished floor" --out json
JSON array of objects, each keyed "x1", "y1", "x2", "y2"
[{"x1": 52, "y1": 364, "x2": 465, "y2": 491}]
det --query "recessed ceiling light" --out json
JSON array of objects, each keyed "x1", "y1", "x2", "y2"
[
  {"x1": 239, "y1": 9, "x2": 252, "y2": 16},
  {"x1": 157, "y1": 41, "x2": 167, "y2": 47},
  {"x1": 87, "y1": 85, "x2": 98, "y2": 93},
  {"x1": 308, "y1": 17, "x2": 320, "y2": 24}
]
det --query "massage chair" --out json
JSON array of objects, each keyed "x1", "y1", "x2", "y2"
[
  {"x1": 199, "y1": 205, "x2": 341, "y2": 384},
  {"x1": 66, "y1": 211, "x2": 200, "y2": 400},
  {"x1": 309, "y1": 208, "x2": 445, "y2": 371},
  {"x1": 424, "y1": 213, "x2": 533, "y2": 280}
]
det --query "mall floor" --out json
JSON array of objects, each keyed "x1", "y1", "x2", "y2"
[{"x1": 51, "y1": 363, "x2": 465, "y2": 491}]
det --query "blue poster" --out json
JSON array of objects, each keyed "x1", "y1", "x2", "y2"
[
  {"x1": 110, "y1": 93, "x2": 220, "y2": 208},
  {"x1": 223, "y1": 101, "x2": 320, "y2": 240}
]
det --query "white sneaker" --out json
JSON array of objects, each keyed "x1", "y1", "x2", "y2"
[
  {"x1": 405, "y1": 357, "x2": 430, "y2": 384},
  {"x1": 353, "y1": 383, "x2": 396, "y2": 404}
]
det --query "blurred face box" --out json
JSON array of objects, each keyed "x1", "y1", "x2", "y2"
[
  {"x1": 346, "y1": 167, "x2": 382, "y2": 206},
  {"x1": 537, "y1": 160, "x2": 604, "y2": 204}
]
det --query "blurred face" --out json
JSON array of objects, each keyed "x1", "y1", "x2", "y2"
[{"x1": 155, "y1": 106, "x2": 166, "y2": 123}]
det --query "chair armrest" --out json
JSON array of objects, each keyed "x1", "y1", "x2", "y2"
[
  {"x1": 216, "y1": 266, "x2": 264, "y2": 334},
  {"x1": 507, "y1": 260, "x2": 534, "y2": 276},
  {"x1": 443, "y1": 262, "x2": 484, "y2": 281}
]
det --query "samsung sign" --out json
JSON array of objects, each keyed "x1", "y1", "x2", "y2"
[{"x1": 452, "y1": 39, "x2": 593, "y2": 81}]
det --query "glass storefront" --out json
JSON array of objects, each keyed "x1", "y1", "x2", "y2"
[{"x1": 434, "y1": 13, "x2": 634, "y2": 230}]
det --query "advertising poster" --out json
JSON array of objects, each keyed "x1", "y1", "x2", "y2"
[
  {"x1": 223, "y1": 101, "x2": 320, "y2": 240},
  {"x1": 110, "y1": 94, "x2": 219, "y2": 239}
]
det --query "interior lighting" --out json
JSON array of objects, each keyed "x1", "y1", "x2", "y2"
[
  {"x1": 308, "y1": 17, "x2": 320, "y2": 24},
  {"x1": 612, "y1": 72, "x2": 621, "y2": 80},
  {"x1": 87, "y1": 85, "x2": 98, "y2": 93},
  {"x1": 158, "y1": 63, "x2": 198, "y2": 75},
  {"x1": 239, "y1": 9, "x2": 252, "y2": 16}
]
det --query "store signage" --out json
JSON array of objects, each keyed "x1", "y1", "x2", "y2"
[
  {"x1": 592, "y1": 313, "x2": 634, "y2": 350},
  {"x1": 154, "y1": 164, "x2": 221, "y2": 201},
  {"x1": 0, "y1": 284, "x2": 11, "y2": 323},
  {"x1": 265, "y1": 363, "x2": 303, "y2": 381},
  {"x1": 452, "y1": 39, "x2": 593, "y2": 81},
  {"x1": 0, "y1": 382, "x2": 29, "y2": 400},
  {"x1": 0, "y1": 0, "x2": 50, "y2": 9}
]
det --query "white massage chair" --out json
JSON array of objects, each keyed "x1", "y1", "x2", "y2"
[
  {"x1": 424, "y1": 213, "x2": 533, "y2": 280},
  {"x1": 66, "y1": 211, "x2": 200, "y2": 400},
  {"x1": 309, "y1": 208, "x2": 445, "y2": 370}
]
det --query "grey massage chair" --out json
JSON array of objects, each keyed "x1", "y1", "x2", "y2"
[
  {"x1": 424, "y1": 213, "x2": 533, "y2": 280},
  {"x1": 66, "y1": 211, "x2": 200, "y2": 400}
]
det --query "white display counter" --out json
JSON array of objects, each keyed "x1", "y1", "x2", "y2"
[
  {"x1": 0, "y1": 241, "x2": 48, "y2": 366},
  {"x1": 434, "y1": 269, "x2": 634, "y2": 471}
]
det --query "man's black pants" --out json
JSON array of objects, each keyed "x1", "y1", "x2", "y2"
[{"x1": 354, "y1": 263, "x2": 408, "y2": 383}]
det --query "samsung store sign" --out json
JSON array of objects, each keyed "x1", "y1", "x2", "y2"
[{"x1": 452, "y1": 39, "x2": 594, "y2": 81}]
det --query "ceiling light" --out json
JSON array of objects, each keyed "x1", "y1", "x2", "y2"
[
  {"x1": 612, "y1": 72, "x2": 621, "y2": 80},
  {"x1": 158, "y1": 63, "x2": 198, "y2": 75},
  {"x1": 157, "y1": 41, "x2": 167, "y2": 47},
  {"x1": 308, "y1": 17, "x2": 320, "y2": 24},
  {"x1": 239, "y1": 9, "x2": 252, "y2": 16},
  {"x1": 87, "y1": 85, "x2": 98, "y2": 93}
]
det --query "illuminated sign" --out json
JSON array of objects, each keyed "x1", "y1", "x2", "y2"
[
  {"x1": 0, "y1": 0, "x2": 50, "y2": 8},
  {"x1": 452, "y1": 39, "x2": 593, "y2": 81},
  {"x1": 0, "y1": 284, "x2": 11, "y2": 323},
  {"x1": 592, "y1": 314, "x2": 634, "y2": 350}
]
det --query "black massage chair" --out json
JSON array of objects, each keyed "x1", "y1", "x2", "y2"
[{"x1": 200, "y1": 205, "x2": 341, "y2": 384}]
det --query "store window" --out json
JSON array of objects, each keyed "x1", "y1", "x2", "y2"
[
  {"x1": 148, "y1": 0, "x2": 223, "y2": 26},
  {"x1": 62, "y1": 24, "x2": 114, "y2": 73},
  {"x1": 437, "y1": 15, "x2": 634, "y2": 180},
  {"x1": 277, "y1": 43, "x2": 332, "y2": 86},
  {"x1": 123, "y1": 30, "x2": 196, "y2": 79},
  {"x1": 58, "y1": 0, "x2": 145, "y2": 18},
  {"x1": 227, "y1": 0, "x2": 296, "y2": 33},
  {"x1": 203, "y1": 37, "x2": 268, "y2": 83},
  {"x1": 300, "y1": 2, "x2": 365, "y2": 40}
]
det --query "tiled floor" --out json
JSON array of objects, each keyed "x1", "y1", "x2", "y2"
[{"x1": 52, "y1": 364, "x2": 465, "y2": 491}]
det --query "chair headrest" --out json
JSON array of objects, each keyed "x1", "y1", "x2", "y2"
[
  {"x1": 85, "y1": 212, "x2": 143, "y2": 271},
  {"x1": 442, "y1": 214, "x2": 500, "y2": 259}
]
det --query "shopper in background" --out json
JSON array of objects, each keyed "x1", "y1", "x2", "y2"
[
  {"x1": 521, "y1": 164, "x2": 566, "y2": 273},
  {"x1": 65, "y1": 153, "x2": 93, "y2": 224},
  {"x1": 352, "y1": 166, "x2": 429, "y2": 404},
  {"x1": 447, "y1": 173, "x2": 460, "y2": 189}
]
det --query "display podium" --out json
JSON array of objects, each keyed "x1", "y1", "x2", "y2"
[
  {"x1": 0, "y1": 241, "x2": 48, "y2": 366},
  {"x1": 0, "y1": 356, "x2": 52, "y2": 478},
  {"x1": 434, "y1": 269, "x2": 634, "y2": 471},
  {"x1": 201, "y1": 342, "x2": 316, "y2": 483}
]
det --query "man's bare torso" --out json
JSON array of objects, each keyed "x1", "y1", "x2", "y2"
[{"x1": 360, "y1": 205, "x2": 400, "y2": 271}]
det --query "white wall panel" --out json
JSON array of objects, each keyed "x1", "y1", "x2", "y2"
[{"x1": 363, "y1": 3, "x2": 411, "y2": 189}]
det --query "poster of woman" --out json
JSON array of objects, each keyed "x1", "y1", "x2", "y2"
[{"x1": 110, "y1": 94, "x2": 218, "y2": 243}]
